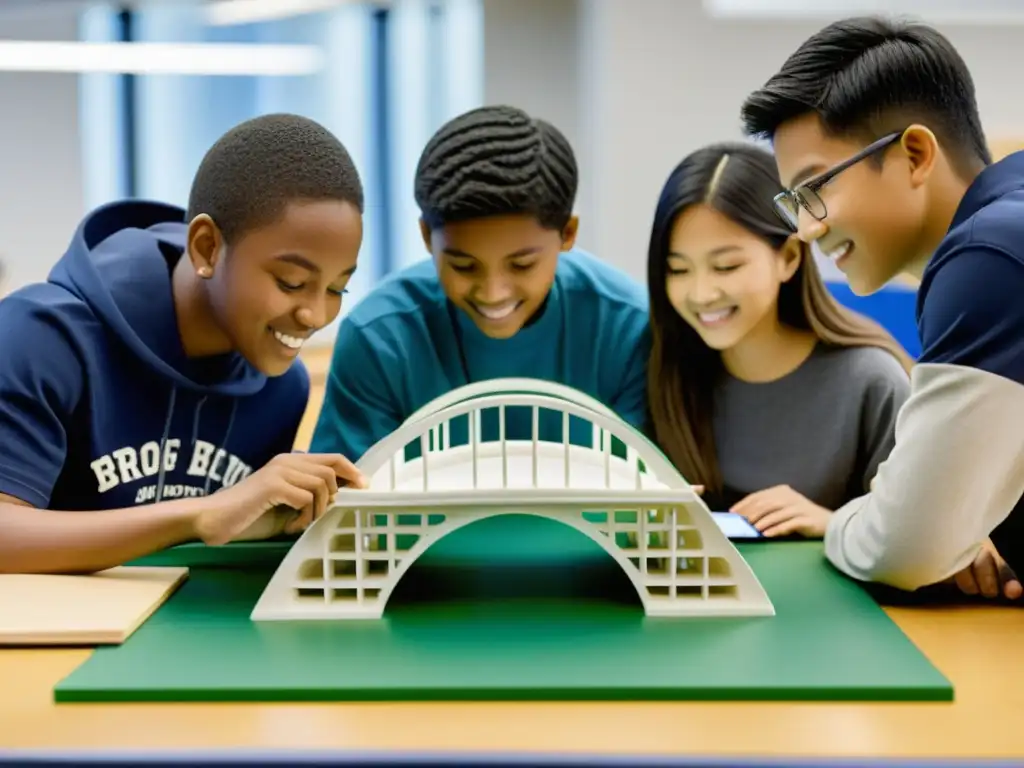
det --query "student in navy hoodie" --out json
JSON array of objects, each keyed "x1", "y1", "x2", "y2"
[
  {"x1": 0, "y1": 113, "x2": 367, "y2": 574},
  {"x1": 741, "y1": 16, "x2": 1024, "y2": 599}
]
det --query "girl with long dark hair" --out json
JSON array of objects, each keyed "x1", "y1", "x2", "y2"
[{"x1": 647, "y1": 142, "x2": 912, "y2": 538}]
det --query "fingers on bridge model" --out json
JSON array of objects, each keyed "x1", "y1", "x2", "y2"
[{"x1": 250, "y1": 379, "x2": 775, "y2": 621}]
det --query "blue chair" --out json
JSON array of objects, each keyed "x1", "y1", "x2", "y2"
[{"x1": 826, "y1": 281, "x2": 920, "y2": 359}]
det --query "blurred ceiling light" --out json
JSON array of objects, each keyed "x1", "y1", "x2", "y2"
[
  {"x1": 204, "y1": 0, "x2": 385, "y2": 26},
  {"x1": 703, "y1": 0, "x2": 1024, "y2": 24},
  {"x1": 0, "y1": 39, "x2": 324, "y2": 75}
]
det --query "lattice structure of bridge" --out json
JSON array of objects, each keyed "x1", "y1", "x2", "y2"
[{"x1": 251, "y1": 379, "x2": 775, "y2": 621}]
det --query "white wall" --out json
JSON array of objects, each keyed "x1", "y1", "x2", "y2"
[
  {"x1": 483, "y1": 0, "x2": 580, "y2": 149},
  {"x1": 3, "y1": 0, "x2": 1024, "y2": 294},
  {"x1": 484, "y1": 0, "x2": 1024, "y2": 281},
  {"x1": 0, "y1": 4, "x2": 84, "y2": 294},
  {"x1": 482, "y1": 0, "x2": 584, "y2": 213}
]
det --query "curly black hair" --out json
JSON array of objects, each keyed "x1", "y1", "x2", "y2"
[{"x1": 414, "y1": 105, "x2": 578, "y2": 231}]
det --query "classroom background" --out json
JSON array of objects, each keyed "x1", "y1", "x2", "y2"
[
  {"x1": 1, "y1": 0, "x2": 1023, "y2": 432},
  {"x1": 3, "y1": 2, "x2": 1024, "y2": 763}
]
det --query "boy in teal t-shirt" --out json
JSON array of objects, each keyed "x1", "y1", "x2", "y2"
[{"x1": 311, "y1": 105, "x2": 650, "y2": 461}]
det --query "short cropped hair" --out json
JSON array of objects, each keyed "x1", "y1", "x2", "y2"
[
  {"x1": 740, "y1": 16, "x2": 991, "y2": 173},
  {"x1": 414, "y1": 105, "x2": 578, "y2": 231},
  {"x1": 186, "y1": 113, "x2": 364, "y2": 244}
]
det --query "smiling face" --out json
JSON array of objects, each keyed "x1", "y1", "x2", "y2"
[
  {"x1": 422, "y1": 214, "x2": 578, "y2": 339},
  {"x1": 190, "y1": 199, "x2": 363, "y2": 376},
  {"x1": 665, "y1": 204, "x2": 799, "y2": 352},
  {"x1": 771, "y1": 113, "x2": 932, "y2": 295}
]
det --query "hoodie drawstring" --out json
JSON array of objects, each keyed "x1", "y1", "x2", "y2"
[
  {"x1": 154, "y1": 386, "x2": 178, "y2": 504},
  {"x1": 191, "y1": 396, "x2": 207, "y2": 450},
  {"x1": 154, "y1": 389, "x2": 240, "y2": 502},
  {"x1": 203, "y1": 401, "x2": 238, "y2": 495}
]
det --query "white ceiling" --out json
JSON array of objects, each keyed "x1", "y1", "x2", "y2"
[{"x1": 704, "y1": 0, "x2": 1024, "y2": 25}]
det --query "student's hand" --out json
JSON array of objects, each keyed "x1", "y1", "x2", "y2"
[
  {"x1": 731, "y1": 484, "x2": 831, "y2": 538},
  {"x1": 947, "y1": 538, "x2": 1023, "y2": 600},
  {"x1": 192, "y1": 453, "x2": 367, "y2": 546}
]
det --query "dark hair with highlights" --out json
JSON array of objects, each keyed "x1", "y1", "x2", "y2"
[{"x1": 740, "y1": 15, "x2": 990, "y2": 177}]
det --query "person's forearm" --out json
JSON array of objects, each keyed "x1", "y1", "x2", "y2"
[
  {"x1": 0, "y1": 499, "x2": 202, "y2": 575},
  {"x1": 825, "y1": 364, "x2": 1024, "y2": 590}
]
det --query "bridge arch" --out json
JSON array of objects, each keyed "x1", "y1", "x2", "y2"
[{"x1": 251, "y1": 380, "x2": 774, "y2": 621}]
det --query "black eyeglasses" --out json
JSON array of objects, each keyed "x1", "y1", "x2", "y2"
[{"x1": 773, "y1": 130, "x2": 905, "y2": 230}]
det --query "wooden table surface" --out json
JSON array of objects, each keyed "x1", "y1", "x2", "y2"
[
  {"x1": 5, "y1": 347, "x2": 1022, "y2": 758},
  {"x1": 2, "y1": 602, "x2": 1023, "y2": 758}
]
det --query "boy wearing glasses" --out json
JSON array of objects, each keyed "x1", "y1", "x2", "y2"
[{"x1": 741, "y1": 15, "x2": 1024, "y2": 600}]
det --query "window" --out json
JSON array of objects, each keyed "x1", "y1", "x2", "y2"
[{"x1": 78, "y1": 0, "x2": 483, "y2": 337}]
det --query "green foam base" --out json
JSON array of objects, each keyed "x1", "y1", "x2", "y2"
[{"x1": 54, "y1": 515, "x2": 953, "y2": 703}]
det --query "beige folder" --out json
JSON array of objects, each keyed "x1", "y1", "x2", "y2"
[{"x1": 0, "y1": 566, "x2": 188, "y2": 646}]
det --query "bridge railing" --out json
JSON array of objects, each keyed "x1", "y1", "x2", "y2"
[
  {"x1": 355, "y1": 379, "x2": 690, "y2": 495},
  {"x1": 356, "y1": 393, "x2": 681, "y2": 494}
]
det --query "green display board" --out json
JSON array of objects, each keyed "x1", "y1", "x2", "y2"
[{"x1": 54, "y1": 515, "x2": 952, "y2": 703}]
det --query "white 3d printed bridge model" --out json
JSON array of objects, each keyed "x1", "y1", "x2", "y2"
[{"x1": 250, "y1": 379, "x2": 775, "y2": 621}]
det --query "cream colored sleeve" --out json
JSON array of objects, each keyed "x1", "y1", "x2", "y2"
[{"x1": 824, "y1": 363, "x2": 1024, "y2": 591}]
